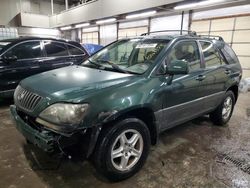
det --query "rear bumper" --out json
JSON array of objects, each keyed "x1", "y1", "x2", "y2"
[{"x1": 10, "y1": 105, "x2": 56, "y2": 152}]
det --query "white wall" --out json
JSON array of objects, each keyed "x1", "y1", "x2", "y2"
[
  {"x1": 193, "y1": 4, "x2": 250, "y2": 20},
  {"x1": 150, "y1": 14, "x2": 189, "y2": 32},
  {"x1": 22, "y1": 0, "x2": 64, "y2": 15},
  {"x1": 119, "y1": 20, "x2": 148, "y2": 29},
  {"x1": 21, "y1": 13, "x2": 50, "y2": 28},
  {"x1": 0, "y1": 0, "x2": 64, "y2": 26},
  {"x1": 0, "y1": 28, "x2": 18, "y2": 40},
  {"x1": 18, "y1": 27, "x2": 61, "y2": 38},
  {"x1": 0, "y1": 0, "x2": 21, "y2": 26},
  {"x1": 100, "y1": 24, "x2": 117, "y2": 45},
  {"x1": 50, "y1": 0, "x2": 183, "y2": 27}
]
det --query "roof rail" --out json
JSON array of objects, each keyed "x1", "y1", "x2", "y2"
[
  {"x1": 141, "y1": 30, "x2": 197, "y2": 36},
  {"x1": 198, "y1": 35, "x2": 224, "y2": 41}
]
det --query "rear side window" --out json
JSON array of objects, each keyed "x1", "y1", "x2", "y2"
[
  {"x1": 44, "y1": 41, "x2": 68, "y2": 57},
  {"x1": 4, "y1": 41, "x2": 42, "y2": 59},
  {"x1": 200, "y1": 41, "x2": 223, "y2": 68},
  {"x1": 67, "y1": 45, "x2": 85, "y2": 55},
  {"x1": 221, "y1": 44, "x2": 239, "y2": 64}
]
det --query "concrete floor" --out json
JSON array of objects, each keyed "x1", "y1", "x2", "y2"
[{"x1": 0, "y1": 93, "x2": 250, "y2": 188}]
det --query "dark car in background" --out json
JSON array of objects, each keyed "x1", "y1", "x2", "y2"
[{"x1": 0, "y1": 37, "x2": 89, "y2": 98}]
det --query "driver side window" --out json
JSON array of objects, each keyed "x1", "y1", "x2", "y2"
[
  {"x1": 158, "y1": 40, "x2": 201, "y2": 75},
  {"x1": 167, "y1": 40, "x2": 201, "y2": 71},
  {"x1": 4, "y1": 41, "x2": 42, "y2": 60}
]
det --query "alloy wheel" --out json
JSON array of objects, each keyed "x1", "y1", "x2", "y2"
[{"x1": 111, "y1": 129, "x2": 143, "y2": 171}]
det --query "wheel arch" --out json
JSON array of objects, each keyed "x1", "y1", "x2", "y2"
[
  {"x1": 226, "y1": 84, "x2": 238, "y2": 102},
  {"x1": 100, "y1": 106, "x2": 159, "y2": 146}
]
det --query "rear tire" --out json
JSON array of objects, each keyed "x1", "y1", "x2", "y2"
[
  {"x1": 93, "y1": 118, "x2": 150, "y2": 181},
  {"x1": 210, "y1": 90, "x2": 235, "y2": 126}
]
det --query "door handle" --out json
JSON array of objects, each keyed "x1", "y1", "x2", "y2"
[
  {"x1": 195, "y1": 75, "x2": 206, "y2": 81},
  {"x1": 224, "y1": 69, "x2": 231, "y2": 75}
]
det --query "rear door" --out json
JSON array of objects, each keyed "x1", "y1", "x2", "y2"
[
  {"x1": 159, "y1": 39, "x2": 207, "y2": 130},
  {"x1": 41, "y1": 40, "x2": 73, "y2": 71},
  {"x1": 198, "y1": 40, "x2": 228, "y2": 110},
  {"x1": 66, "y1": 44, "x2": 88, "y2": 65},
  {"x1": 0, "y1": 40, "x2": 43, "y2": 92}
]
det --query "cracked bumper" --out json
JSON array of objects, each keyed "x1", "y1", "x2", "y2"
[{"x1": 10, "y1": 105, "x2": 56, "y2": 152}]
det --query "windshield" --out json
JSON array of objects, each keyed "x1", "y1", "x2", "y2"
[
  {"x1": 82, "y1": 38, "x2": 170, "y2": 74},
  {"x1": 0, "y1": 42, "x2": 10, "y2": 51}
]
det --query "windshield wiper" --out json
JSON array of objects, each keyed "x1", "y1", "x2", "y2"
[
  {"x1": 88, "y1": 59, "x2": 103, "y2": 68},
  {"x1": 97, "y1": 59, "x2": 129, "y2": 74}
]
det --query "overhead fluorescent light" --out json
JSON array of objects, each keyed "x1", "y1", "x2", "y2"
[
  {"x1": 60, "y1": 26, "x2": 72, "y2": 30},
  {"x1": 75, "y1": 23, "x2": 90, "y2": 28},
  {"x1": 174, "y1": 0, "x2": 225, "y2": 10},
  {"x1": 126, "y1": 10, "x2": 157, "y2": 19},
  {"x1": 96, "y1": 18, "x2": 116, "y2": 24}
]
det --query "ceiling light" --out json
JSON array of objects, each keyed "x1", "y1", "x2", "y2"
[
  {"x1": 60, "y1": 26, "x2": 72, "y2": 30},
  {"x1": 75, "y1": 23, "x2": 90, "y2": 28},
  {"x1": 174, "y1": 0, "x2": 225, "y2": 10},
  {"x1": 96, "y1": 18, "x2": 116, "y2": 24},
  {"x1": 126, "y1": 10, "x2": 157, "y2": 19}
]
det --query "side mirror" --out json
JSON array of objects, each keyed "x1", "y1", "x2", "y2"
[
  {"x1": 2, "y1": 55, "x2": 18, "y2": 63},
  {"x1": 166, "y1": 60, "x2": 189, "y2": 75}
]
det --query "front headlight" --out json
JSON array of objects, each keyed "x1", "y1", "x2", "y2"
[{"x1": 38, "y1": 103, "x2": 89, "y2": 126}]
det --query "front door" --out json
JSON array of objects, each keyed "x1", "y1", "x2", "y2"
[
  {"x1": 0, "y1": 41, "x2": 43, "y2": 93},
  {"x1": 159, "y1": 40, "x2": 207, "y2": 131}
]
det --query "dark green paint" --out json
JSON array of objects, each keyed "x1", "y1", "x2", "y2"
[{"x1": 10, "y1": 35, "x2": 242, "y2": 154}]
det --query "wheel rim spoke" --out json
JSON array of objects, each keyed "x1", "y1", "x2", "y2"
[
  {"x1": 222, "y1": 97, "x2": 232, "y2": 119},
  {"x1": 120, "y1": 156, "x2": 129, "y2": 169},
  {"x1": 222, "y1": 108, "x2": 227, "y2": 116},
  {"x1": 112, "y1": 147, "x2": 123, "y2": 159},
  {"x1": 120, "y1": 133, "x2": 128, "y2": 146},
  {"x1": 131, "y1": 148, "x2": 140, "y2": 157},
  {"x1": 128, "y1": 133, "x2": 139, "y2": 147}
]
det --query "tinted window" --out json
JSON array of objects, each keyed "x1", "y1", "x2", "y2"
[
  {"x1": 200, "y1": 41, "x2": 222, "y2": 68},
  {"x1": 167, "y1": 40, "x2": 201, "y2": 71},
  {"x1": 67, "y1": 45, "x2": 84, "y2": 55},
  {"x1": 221, "y1": 44, "x2": 239, "y2": 64},
  {"x1": 44, "y1": 41, "x2": 68, "y2": 57},
  {"x1": 4, "y1": 41, "x2": 42, "y2": 59}
]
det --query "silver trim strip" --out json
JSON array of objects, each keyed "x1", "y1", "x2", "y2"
[
  {"x1": 0, "y1": 89, "x2": 15, "y2": 94},
  {"x1": 156, "y1": 91, "x2": 225, "y2": 113},
  {"x1": 0, "y1": 39, "x2": 86, "y2": 58}
]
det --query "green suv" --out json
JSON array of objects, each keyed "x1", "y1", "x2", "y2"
[{"x1": 10, "y1": 31, "x2": 242, "y2": 181}]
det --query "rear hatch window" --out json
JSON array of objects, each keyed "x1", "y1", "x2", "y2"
[{"x1": 221, "y1": 44, "x2": 239, "y2": 64}]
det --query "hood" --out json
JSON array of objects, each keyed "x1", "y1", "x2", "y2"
[{"x1": 21, "y1": 65, "x2": 135, "y2": 100}]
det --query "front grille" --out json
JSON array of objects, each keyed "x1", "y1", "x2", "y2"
[{"x1": 14, "y1": 86, "x2": 42, "y2": 112}]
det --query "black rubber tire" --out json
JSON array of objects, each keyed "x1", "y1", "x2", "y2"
[
  {"x1": 92, "y1": 118, "x2": 150, "y2": 182},
  {"x1": 210, "y1": 90, "x2": 235, "y2": 126}
]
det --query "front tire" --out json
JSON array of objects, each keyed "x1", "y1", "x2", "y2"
[
  {"x1": 93, "y1": 118, "x2": 150, "y2": 181},
  {"x1": 210, "y1": 90, "x2": 235, "y2": 126}
]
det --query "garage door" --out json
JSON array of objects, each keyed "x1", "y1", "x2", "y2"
[{"x1": 192, "y1": 15, "x2": 250, "y2": 78}]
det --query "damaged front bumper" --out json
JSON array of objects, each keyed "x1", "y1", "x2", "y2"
[
  {"x1": 10, "y1": 105, "x2": 100, "y2": 157},
  {"x1": 10, "y1": 105, "x2": 57, "y2": 152}
]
